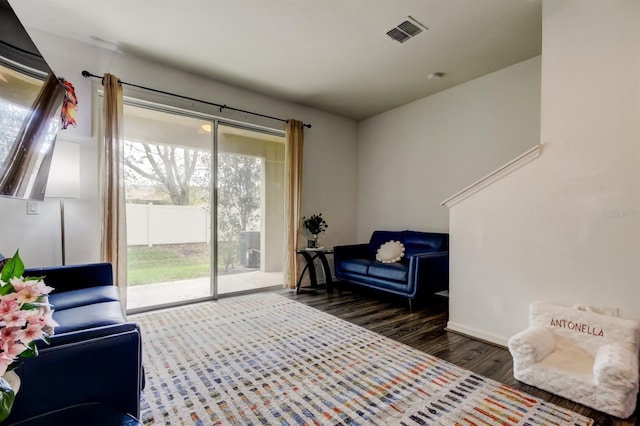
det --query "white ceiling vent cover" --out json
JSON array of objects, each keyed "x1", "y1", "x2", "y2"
[{"x1": 386, "y1": 16, "x2": 428, "y2": 43}]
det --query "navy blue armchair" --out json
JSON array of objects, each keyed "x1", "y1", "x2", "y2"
[
  {"x1": 5, "y1": 263, "x2": 143, "y2": 424},
  {"x1": 334, "y1": 230, "x2": 449, "y2": 310}
]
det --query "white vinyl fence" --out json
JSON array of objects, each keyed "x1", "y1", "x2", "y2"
[{"x1": 127, "y1": 203, "x2": 209, "y2": 246}]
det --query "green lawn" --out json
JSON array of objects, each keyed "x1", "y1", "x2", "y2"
[{"x1": 127, "y1": 244, "x2": 211, "y2": 285}]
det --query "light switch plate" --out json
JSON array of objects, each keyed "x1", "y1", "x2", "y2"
[{"x1": 27, "y1": 201, "x2": 39, "y2": 215}]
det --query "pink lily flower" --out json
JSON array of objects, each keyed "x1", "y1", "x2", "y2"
[
  {"x1": 0, "y1": 326, "x2": 19, "y2": 343},
  {"x1": 16, "y1": 286, "x2": 40, "y2": 304},
  {"x1": 3, "y1": 310, "x2": 31, "y2": 328},
  {"x1": 10, "y1": 277, "x2": 52, "y2": 294},
  {"x1": 0, "y1": 299, "x2": 20, "y2": 315},
  {"x1": 27, "y1": 309, "x2": 58, "y2": 330},
  {"x1": 8, "y1": 277, "x2": 27, "y2": 292},
  {"x1": 18, "y1": 324, "x2": 44, "y2": 345},
  {"x1": 2, "y1": 341, "x2": 27, "y2": 359},
  {"x1": 35, "y1": 282, "x2": 54, "y2": 295},
  {"x1": 42, "y1": 310, "x2": 58, "y2": 329}
]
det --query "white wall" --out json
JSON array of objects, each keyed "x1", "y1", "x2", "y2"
[
  {"x1": 357, "y1": 56, "x2": 541, "y2": 241},
  {"x1": 447, "y1": 0, "x2": 640, "y2": 345},
  {"x1": 0, "y1": 31, "x2": 359, "y2": 267}
]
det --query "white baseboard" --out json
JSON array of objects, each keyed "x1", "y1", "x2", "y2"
[{"x1": 446, "y1": 321, "x2": 509, "y2": 348}]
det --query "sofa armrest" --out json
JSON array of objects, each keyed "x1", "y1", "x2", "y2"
[
  {"x1": 24, "y1": 262, "x2": 114, "y2": 293},
  {"x1": 42, "y1": 322, "x2": 139, "y2": 347},
  {"x1": 409, "y1": 251, "x2": 449, "y2": 295},
  {"x1": 7, "y1": 323, "x2": 143, "y2": 423},
  {"x1": 594, "y1": 344, "x2": 639, "y2": 391},
  {"x1": 334, "y1": 243, "x2": 370, "y2": 263},
  {"x1": 508, "y1": 327, "x2": 556, "y2": 370}
]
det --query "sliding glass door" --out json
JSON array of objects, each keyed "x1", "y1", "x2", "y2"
[
  {"x1": 216, "y1": 124, "x2": 285, "y2": 295},
  {"x1": 123, "y1": 103, "x2": 213, "y2": 310},
  {"x1": 123, "y1": 103, "x2": 284, "y2": 310}
]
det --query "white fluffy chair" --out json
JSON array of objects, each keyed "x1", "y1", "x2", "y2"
[{"x1": 508, "y1": 302, "x2": 640, "y2": 418}]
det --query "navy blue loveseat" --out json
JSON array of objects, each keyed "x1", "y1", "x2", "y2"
[
  {"x1": 5, "y1": 262, "x2": 143, "y2": 424},
  {"x1": 334, "y1": 230, "x2": 448, "y2": 309}
]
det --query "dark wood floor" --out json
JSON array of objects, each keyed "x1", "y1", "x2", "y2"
[{"x1": 280, "y1": 283, "x2": 637, "y2": 426}]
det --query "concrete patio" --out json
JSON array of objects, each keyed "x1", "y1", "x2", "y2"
[{"x1": 127, "y1": 270, "x2": 283, "y2": 310}]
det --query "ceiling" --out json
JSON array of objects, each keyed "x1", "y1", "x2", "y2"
[{"x1": 8, "y1": 0, "x2": 541, "y2": 121}]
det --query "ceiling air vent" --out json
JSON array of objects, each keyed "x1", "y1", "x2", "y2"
[
  {"x1": 386, "y1": 28, "x2": 410, "y2": 44},
  {"x1": 386, "y1": 16, "x2": 428, "y2": 44}
]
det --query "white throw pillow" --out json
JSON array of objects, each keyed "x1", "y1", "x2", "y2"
[{"x1": 376, "y1": 240, "x2": 405, "y2": 263}]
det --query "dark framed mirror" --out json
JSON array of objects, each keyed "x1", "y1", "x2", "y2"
[{"x1": 0, "y1": 0, "x2": 69, "y2": 201}]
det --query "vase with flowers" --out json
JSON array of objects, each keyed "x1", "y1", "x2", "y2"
[
  {"x1": 0, "y1": 251, "x2": 56, "y2": 422},
  {"x1": 302, "y1": 213, "x2": 328, "y2": 248}
]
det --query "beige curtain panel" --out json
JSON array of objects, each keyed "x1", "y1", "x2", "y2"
[
  {"x1": 100, "y1": 73, "x2": 128, "y2": 304},
  {"x1": 283, "y1": 119, "x2": 304, "y2": 289}
]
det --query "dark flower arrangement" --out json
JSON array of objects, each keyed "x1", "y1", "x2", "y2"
[{"x1": 302, "y1": 213, "x2": 328, "y2": 236}]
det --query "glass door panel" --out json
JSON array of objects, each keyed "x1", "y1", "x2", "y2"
[
  {"x1": 123, "y1": 103, "x2": 213, "y2": 310},
  {"x1": 216, "y1": 124, "x2": 284, "y2": 295}
]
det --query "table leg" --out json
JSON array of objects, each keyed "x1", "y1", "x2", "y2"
[
  {"x1": 307, "y1": 256, "x2": 319, "y2": 287},
  {"x1": 317, "y1": 253, "x2": 333, "y2": 292},
  {"x1": 296, "y1": 262, "x2": 312, "y2": 294},
  {"x1": 296, "y1": 252, "x2": 319, "y2": 294}
]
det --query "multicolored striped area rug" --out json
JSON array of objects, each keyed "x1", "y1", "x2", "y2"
[{"x1": 134, "y1": 293, "x2": 593, "y2": 426}]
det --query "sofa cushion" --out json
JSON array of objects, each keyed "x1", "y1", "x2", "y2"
[
  {"x1": 376, "y1": 240, "x2": 405, "y2": 263},
  {"x1": 25, "y1": 262, "x2": 114, "y2": 293},
  {"x1": 368, "y1": 262, "x2": 408, "y2": 282},
  {"x1": 49, "y1": 286, "x2": 121, "y2": 311},
  {"x1": 368, "y1": 231, "x2": 404, "y2": 257},
  {"x1": 403, "y1": 231, "x2": 449, "y2": 257},
  {"x1": 337, "y1": 258, "x2": 373, "y2": 275},
  {"x1": 53, "y1": 301, "x2": 126, "y2": 334}
]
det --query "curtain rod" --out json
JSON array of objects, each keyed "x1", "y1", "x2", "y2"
[{"x1": 81, "y1": 70, "x2": 311, "y2": 128}]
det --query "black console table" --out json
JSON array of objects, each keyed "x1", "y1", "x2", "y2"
[{"x1": 296, "y1": 248, "x2": 334, "y2": 294}]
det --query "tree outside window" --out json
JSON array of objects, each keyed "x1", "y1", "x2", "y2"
[{"x1": 124, "y1": 140, "x2": 262, "y2": 271}]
